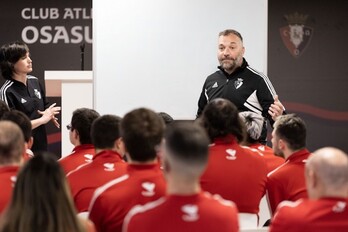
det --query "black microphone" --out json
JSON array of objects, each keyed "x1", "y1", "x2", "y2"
[{"x1": 80, "y1": 43, "x2": 85, "y2": 70}]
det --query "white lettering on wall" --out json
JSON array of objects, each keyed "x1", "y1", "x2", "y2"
[
  {"x1": 63, "y1": 8, "x2": 92, "y2": 19},
  {"x1": 21, "y1": 26, "x2": 92, "y2": 44},
  {"x1": 21, "y1": 8, "x2": 60, "y2": 20}
]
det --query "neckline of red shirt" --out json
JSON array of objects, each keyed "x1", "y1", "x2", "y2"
[
  {"x1": 212, "y1": 134, "x2": 237, "y2": 145},
  {"x1": 127, "y1": 163, "x2": 160, "y2": 171},
  {"x1": 73, "y1": 144, "x2": 94, "y2": 152},
  {"x1": 286, "y1": 148, "x2": 311, "y2": 162},
  {"x1": 0, "y1": 165, "x2": 20, "y2": 173},
  {"x1": 93, "y1": 150, "x2": 123, "y2": 161}
]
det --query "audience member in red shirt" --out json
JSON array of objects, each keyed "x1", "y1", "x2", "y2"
[
  {"x1": 270, "y1": 147, "x2": 348, "y2": 232},
  {"x1": 267, "y1": 114, "x2": 311, "y2": 214},
  {"x1": 89, "y1": 108, "x2": 166, "y2": 232},
  {"x1": 0, "y1": 152, "x2": 96, "y2": 232},
  {"x1": 1, "y1": 110, "x2": 35, "y2": 161},
  {"x1": 59, "y1": 108, "x2": 100, "y2": 174},
  {"x1": 0, "y1": 121, "x2": 24, "y2": 214},
  {"x1": 67, "y1": 114, "x2": 128, "y2": 213},
  {"x1": 123, "y1": 122, "x2": 239, "y2": 232},
  {"x1": 239, "y1": 111, "x2": 284, "y2": 172},
  {"x1": 198, "y1": 98, "x2": 268, "y2": 228}
]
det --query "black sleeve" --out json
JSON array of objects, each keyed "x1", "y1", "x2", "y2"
[{"x1": 196, "y1": 83, "x2": 207, "y2": 118}]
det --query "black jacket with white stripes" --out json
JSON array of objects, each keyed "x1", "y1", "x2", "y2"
[
  {"x1": 197, "y1": 58, "x2": 278, "y2": 142},
  {"x1": 0, "y1": 75, "x2": 49, "y2": 152}
]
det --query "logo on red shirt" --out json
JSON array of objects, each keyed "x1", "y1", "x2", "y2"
[
  {"x1": 226, "y1": 149, "x2": 237, "y2": 160},
  {"x1": 141, "y1": 182, "x2": 155, "y2": 197},
  {"x1": 182, "y1": 204, "x2": 199, "y2": 222}
]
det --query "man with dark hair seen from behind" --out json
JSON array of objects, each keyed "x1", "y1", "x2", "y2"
[
  {"x1": 199, "y1": 98, "x2": 268, "y2": 228},
  {"x1": 270, "y1": 147, "x2": 348, "y2": 231},
  {"x1": 0, "y1": 121, "x2": 24, "y2": 213},
  {"x1": 123, "y1": 122, "x2": 239, "y2": 232},
  {"x1": 197, "y1": 29, "x2": 284, "y2": 143},
  {"x1": 67, "y1": 114, "x2": 128, "y2": 214},
  {"x1": 1, "y1": 110, "x2": 34, "y2": 161},
  {"x1": 89, "y1": 108, "x2": 166, "y2": 232},
  {"x1": 267, "y1": 114, "x2": 311, "y2": 214},
  {"x1": 59, "y1": 108, "x2": 100, "y2": 174},
  {"x1": 0, "y1": 100, "x2": 10, "y2": 118}
]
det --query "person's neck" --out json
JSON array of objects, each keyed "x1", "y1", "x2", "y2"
[
  {"x1": 13, "y1": 73, "x2": 27, "y2": 85},
  {"x1": 285, "y1": 148, "x2": 304, "y2": 159},
  {"x1": 166, "y1": 176, "x2": 201, "y2": 196},
  {"x1": 224, "y1": 67, "x2": 237, "y2": 75},
  {"x1": 128, "y1": 158, "x2": 158, "y2": 165},
  {"x1": 311, "y1": 189, "x2": 348, "y2": 200},
  {"x1": 0, "y1": 161, "x2": 21, "y2": 168},
  {"x1": 95, "y1": 147, "x2": 123, "y2": 156}
]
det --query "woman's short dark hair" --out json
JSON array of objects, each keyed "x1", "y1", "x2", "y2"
[{"x1": 0, "y1": 41, "x2": 29, "y2": 80}]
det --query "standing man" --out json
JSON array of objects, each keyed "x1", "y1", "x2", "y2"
[
  {"x1": 123, "y1": 122, "x2": 239, "y2": 232},
  {"x1": 267, "y1": 114, "x2": 311, "y2": 214},
  {"x1": 270, "y1": 147, "x2": 348, "y2": 231},
  {"x1": 197, "y1": 29, "x2": 284, "y2": 143},
  {"x1": 59, "y1": 108, "x2": 100, "y2": 174}
]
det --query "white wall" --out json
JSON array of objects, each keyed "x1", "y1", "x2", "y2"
[{"x1": 93, "y1": 0, "x2": 267, "y2": 119}]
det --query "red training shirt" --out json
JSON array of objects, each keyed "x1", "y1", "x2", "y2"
[
  {"x1": 0, "y1": 166, "x2": 20, "y2": 214},
  {"x1": 200, "y1": 135, "x2": 268, "y2": 214},
  {"x1": 89, "y1": 163, "x2": 166, "y2": 232},
  {"x1": 266, "y1": 148, "x2": 311, "y2": 214},
  {"x1": 67, "y1": 150, "x2": 127, "y2": 212},
  {"x1": 123, "y1": 191, "x2": 239, "y2": 232},
  {"x1": 59, "y1": 144, "x2": 95, "y2": 175},
  {"x1": 270, "y1": 198, "x2": 348, "y2": 232}
]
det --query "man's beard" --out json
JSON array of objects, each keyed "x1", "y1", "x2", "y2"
[
  {"x1": 273, "y1": 148, "x2": 285, "y2": 158},
  {"x1": 221, "y1": 59, "x2": 237, "y2": 71},
  {"x1": 220, "y1": 57, "x2": 241, "y2": 73}
]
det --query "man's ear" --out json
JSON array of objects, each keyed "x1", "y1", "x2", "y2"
[
  {"x1": 278, "y1": 139, "x2": 285, "y2": 150},
  {"x1": 114, "y1": 137, "x2": 126, "y2": 156},
  {"x1": 27, "y1": 136, "x2": 34, "y2": 149},
  {"x1": 306, "y1": 168, "x2": 317, "y2": 189},
  {"x1": 73, "y1": 129, "x2": 80, "y2": 141},
  {"x1": 162, "y1": 158, "x2": 170, "y2": 174}
]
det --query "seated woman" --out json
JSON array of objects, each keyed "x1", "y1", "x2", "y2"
[{"x1": 0, "y1": 152, "x2": 95, "y2": 232}]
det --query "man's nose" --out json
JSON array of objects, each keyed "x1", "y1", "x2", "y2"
[{"x1": 223, "y1": 48, "x2": 230, "y2": 56}]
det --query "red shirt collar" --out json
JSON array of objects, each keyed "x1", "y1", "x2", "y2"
[
  {"x1": 287, "y1": 148, "x2": 311, "y2": 162},
  {"x1": 93, "y1": 150, "x2": 123, "y2": 161},
  {"x1": 212, "y1": 134, "x2": 238, "y2": 145},
  {"x1": 72, "y1": 144, "x2": 94, "y2": 153}
]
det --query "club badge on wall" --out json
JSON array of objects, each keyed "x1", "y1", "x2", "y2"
[{"x1": 280, "y1": 12, "x2": 313, "y2": 58}]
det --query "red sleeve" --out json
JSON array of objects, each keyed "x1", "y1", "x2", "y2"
[
  {"x1": 266, "y1": 176, "x2": 284, "y2": 214},
  {"x1": 89, "y1": 195, "x2": 106, "y2": 232},
  {"x1": 270, "y1": 205, "x2": 300, "y2": 232}
]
